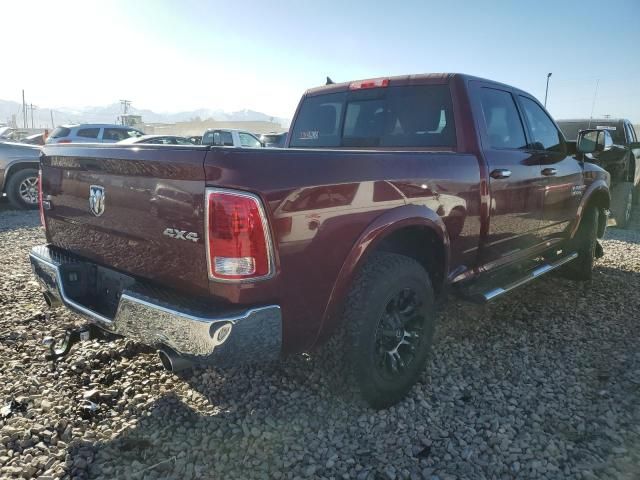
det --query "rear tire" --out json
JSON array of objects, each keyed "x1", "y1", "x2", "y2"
[
  {"x1": 610, "y1": 181, "x2": 634, "y2": 228},
  {"x1": 562, "y1": 206, "x2": 599, "y2": 281},
  {"x1": 342, "y1": 252, "x2": 435, "y2": 409},
  {"x1": 6, "y1": 168, "x2": 39, "y2": 210}
]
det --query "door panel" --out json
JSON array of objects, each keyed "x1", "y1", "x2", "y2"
[
  {"x1": 469, "y1": 82, "x2": 545, "y2": 267},
  {"x1": 518, "y1": 95, "x2": 583, "y2": 240}
]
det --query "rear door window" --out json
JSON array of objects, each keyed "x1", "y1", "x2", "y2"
[
  {"x1": 76, "y1": 128, "x2": 100, "y2": 139},
  {"x1": 290, "y1": 85, "x2": 456, "y2": 148},
  {"x1": 478, "y1": 88, "x2": 527, "y2": 149}
]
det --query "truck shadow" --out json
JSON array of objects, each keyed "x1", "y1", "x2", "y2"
[
  {"x1": 0, "y1": 200, "x2": 40, "y2": 231},
  {"x1": 70, "y1": 261, "x2": 640, "y2": 479}
]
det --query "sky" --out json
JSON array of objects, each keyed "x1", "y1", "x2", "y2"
[{"x1": 2, "y1": 0, "x2": 639, "y2": 122}]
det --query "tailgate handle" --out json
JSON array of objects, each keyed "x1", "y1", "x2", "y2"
[{"x1": 542, "y1": 168, "x2": 558, "y2": 176}]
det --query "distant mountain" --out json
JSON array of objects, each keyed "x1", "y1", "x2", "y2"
[{"x1": 0, "y1": 99, "x2": 290, "y2": 128}]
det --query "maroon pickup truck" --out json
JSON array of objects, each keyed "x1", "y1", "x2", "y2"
[{"x1": 31, "y1": 73, "x2": 611, "y2": 408}]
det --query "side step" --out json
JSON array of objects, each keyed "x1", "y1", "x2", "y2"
[{"x1": 460, "y1": 251, "x2": 578, "y2": 304}]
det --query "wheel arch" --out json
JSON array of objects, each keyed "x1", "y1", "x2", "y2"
[
  {"x1": 313, "y1": 204, "x2": 449, "y2": 346},
  {"x1": 571, "y1": 180, "x2": 610, "y2": 239},
  {"x1": 2, "y1": 160, "x2": 40, "y2": 193}
]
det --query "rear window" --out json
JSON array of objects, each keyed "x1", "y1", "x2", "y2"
[
  {"x1": 557, "y1": 121, "x2": 625, "y2": 143},
  {"x1": 203, "y1": 131, "x2": 234, "y2": 146},
  {"x1": 51, "y1": 127, "x2": 71, "y2": 138},
  {"x1": 103, "y1": 128, "x2": 142, "y2": 141},
  {"x1": 290, "y1": 85, "x2": 456, "y2": 148}
]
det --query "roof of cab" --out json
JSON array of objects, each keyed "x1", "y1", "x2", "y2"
[{"x1": 302, "y1": 72, "x2": 532, "y2": 98}]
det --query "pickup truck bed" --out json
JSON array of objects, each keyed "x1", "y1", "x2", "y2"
[{"x1": 31, "y1": 73, "x2": 611, "y2": 408}]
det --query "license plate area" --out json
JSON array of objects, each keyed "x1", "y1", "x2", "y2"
[{"x1": 58, "y1": 262, "x2": 136, "y2": 319}]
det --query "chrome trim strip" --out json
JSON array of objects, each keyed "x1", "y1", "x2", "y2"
[
  {"x1": 29, "y1": 245, "x2": 282, "y2": 363},
  {"x1": 481, "y1": 252, "x2": 578, "y2": 302},
  {"x1": 204, "y1": 187, "x2": 276, "y2": 283}
]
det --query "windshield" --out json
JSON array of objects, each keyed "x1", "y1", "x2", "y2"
[{"x1": 290, "y1": 85, "x2": 456, "y2": 148}]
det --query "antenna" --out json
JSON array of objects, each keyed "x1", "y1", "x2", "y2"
[
  {"x1": 22, "y1": 90, "x2": 27, "y2": 129},
  {"x1": 588, "y1": 79, "x2": 599, "y2": 128}
]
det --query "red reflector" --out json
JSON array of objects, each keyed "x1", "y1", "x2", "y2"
[
  {"x1": 206, "y1": 189, "x2": 272, "y2": 280},
  {"x1": 58, "y1": 139, "x2": 72, "y2": 143},
  {"x1": 38, "y1": 169, "x2": 46, "y2": 228},
  {"x1": 349, "y1": 78, "x2": 390, "y2": 90}
]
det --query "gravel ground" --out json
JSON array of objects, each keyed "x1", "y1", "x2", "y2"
[{"x1": 0, "y1": 198, "x2": 639, "y2": 480}]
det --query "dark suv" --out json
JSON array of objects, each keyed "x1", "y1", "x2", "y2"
[{"x1": 557, "y1": 118, "x2": 640, "y2": 227}]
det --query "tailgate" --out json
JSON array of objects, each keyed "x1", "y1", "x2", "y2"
[{"x1": 41, "y1": 144, "x2": 210, "y2": 295}]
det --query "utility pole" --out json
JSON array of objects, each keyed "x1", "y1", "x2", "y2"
[
  {"x1": 50, "y1": 109, "x2": 55, "y2": 129},
  {"x1": 28, "y1": 104, "x2": 37, "y2": 129},
  {"x1": 22, "y1": 90, "x2": 27, "y2": 129},
  {"x1": 119, "y1": 99, "x2": 131, "y2": 125},
  {"x1": 544, "y1": 73, "x2": 552, "y2": 107}
]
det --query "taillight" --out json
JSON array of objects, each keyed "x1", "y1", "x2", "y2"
[
  {"x1": 38, "y1": 169, "x2": 46, "y2": 228},
  {"x1": 349, "y1": 78, "x2": 389, "y2": 90},
  {"x1": 205, "y1": 189, "x2": 273, "y2": 281}
]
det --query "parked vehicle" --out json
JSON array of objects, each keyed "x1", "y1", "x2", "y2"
[
  {"x1": 118, "y1": 135, "x2": 196, "y2": 145},
  {"x1": 20, "y1": 133, "x2": 46, "y2": 145},
  {"x1": 557, "y1": 118, "x2": 640, "y2": 228},
  {"x1": 259, "y1": 132, "x2": 288, "y2": 148},
  {"x1": 32, "y1": 73, "x2": 611, "y2": 408},
  {"x1": 201, "y1": 128, "x2": 263, "y2": 147},
  {"x1": 45, "y1": 124, "x2": 143, "y2": 144},
  {"x1": 0, "y1": 141, "x2": 41, "y2": 209}
]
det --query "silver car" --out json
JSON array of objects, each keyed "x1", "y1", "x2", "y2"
[
  {"x1": 0, "y1": 141, "x2": 41, "y2": 209},
  {"x1": 46, "y1": 124, "x2": 143, "y2": 144}
]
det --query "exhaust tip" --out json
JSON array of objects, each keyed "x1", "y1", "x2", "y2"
[{"x1": 158, "y1": 348, "x2": 193, "y2": 373}]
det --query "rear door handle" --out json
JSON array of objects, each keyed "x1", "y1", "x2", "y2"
[
  {"x1": 541, "y1": 168, "x2": 558, "y2": 176},
  {"x1": 490, "y1": 168, "x2": 512, "y2": 179}
]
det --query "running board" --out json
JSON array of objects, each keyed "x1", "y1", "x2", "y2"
[{"x1": 462, "y1": 252, "x2": 578, "y2": 303}]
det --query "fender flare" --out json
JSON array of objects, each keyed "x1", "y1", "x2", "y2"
[
  {"x1": 313, "y1": 204, "x2": 449, "y2": 345},
  {"x1": 569, "y1": 180, "x2": 610, "y2": 238}
]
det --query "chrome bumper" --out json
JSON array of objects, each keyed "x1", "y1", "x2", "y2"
[{"x1": 29, "y1": 245, "x2": 282, "y2": 365}]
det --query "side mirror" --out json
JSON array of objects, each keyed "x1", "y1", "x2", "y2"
[{"x1": 577, "y1": 129, "x2": 613, "y2": 154}]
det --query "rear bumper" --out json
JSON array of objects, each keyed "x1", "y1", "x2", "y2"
[{"x1": 29, "y1": 245, "x2": 282, "y2": 366}]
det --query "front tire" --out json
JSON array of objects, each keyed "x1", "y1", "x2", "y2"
[
  {"x1": 610, "y1": 181, "x2": 634, "y2": 228},
  {"x1": 562, "y1": 206, "x2": 600, "y2": 281},
  {"x1": 6, "y1": 168, "x2": 39, "y2": 210},
  {"x1": 342, "y1": 252, "x2": 435, "y2": 409}
]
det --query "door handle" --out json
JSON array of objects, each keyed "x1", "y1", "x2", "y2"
[
  {"x1": 541, "y1": 168, "x2": 558, "y2": 176},
  {"x1": 490, "y1": 168, "x2": 512, "y2": 179}
]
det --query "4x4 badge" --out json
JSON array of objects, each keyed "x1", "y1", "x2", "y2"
[{"x1": 89, "y1": 185, "x2": 105, "y2": 217}]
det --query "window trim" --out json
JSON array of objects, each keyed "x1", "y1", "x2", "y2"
[{"x1": 517, "y1": 94, "x2": 566, "y2": 154}]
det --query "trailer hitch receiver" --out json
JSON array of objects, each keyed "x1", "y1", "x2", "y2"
[{"x1": 42, "y1": 325, "x2": 114, "y2": 365}]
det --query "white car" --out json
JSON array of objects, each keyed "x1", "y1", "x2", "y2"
[
  {"x1": 46, "y1": 124, "x2": 144, "y2": 144},
  {"x1": 201, "y1": 129, "x2": 263, "y2": 148}
]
